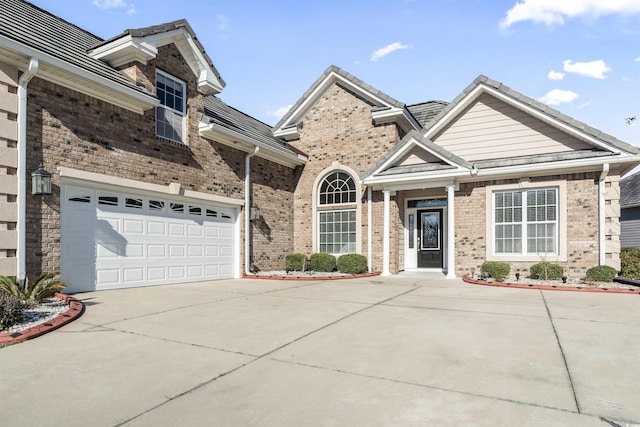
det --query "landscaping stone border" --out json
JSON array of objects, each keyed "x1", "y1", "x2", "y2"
[
  {"x1": 463, "y1": 275, "x2": 640, "y2": 294},
  {"x1": 0, "y1": 293, "x2": 85, "y2": 344}
]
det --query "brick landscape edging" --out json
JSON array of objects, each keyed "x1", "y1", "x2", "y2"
[
  {"x1": 463, "y1": 275, "x2": 640, "y2": 294},
  {"x1": 0, "y1": 293, "x2": 85, "y2": 344},
  {"x1": 244, "y1": 272, "x2": 382, "y2": 281}
]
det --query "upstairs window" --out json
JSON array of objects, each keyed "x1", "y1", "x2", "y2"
[{"x1": 156, "y1": 70, "x2": 186, "y2": 143}]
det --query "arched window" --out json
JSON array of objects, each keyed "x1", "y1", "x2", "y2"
[
  {"x1": 317, "y1": 171, "x2": 357, "y2": 254},
  {"x1": 319, "y1": 171, "x2": 356, "y2": 205}
]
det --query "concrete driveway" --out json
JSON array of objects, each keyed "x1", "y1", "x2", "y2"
[{"x1": 1, "y1": 276, "x2": 638, "y2": 426}]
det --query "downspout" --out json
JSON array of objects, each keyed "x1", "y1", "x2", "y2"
[
  {"x1": 599, "y1": 163, "x2": 609, "y2": 266},
  {"x1": 244, "y1": 146, "x2": 259, "y2": 275},
  {"x1": 367, "y1": 187, "x2": 372, "y2": 272},
  {"x1": 17, "y1": 58, "x2": 39, "y2": 283}
]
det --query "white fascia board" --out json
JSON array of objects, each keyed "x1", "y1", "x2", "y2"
[
  {"x1": 424, "y1": 85, "x2": 484, "y2": 138},
  {"x1": 472, "y1": 154, "x2": 640, "y2": 180},
  {"x1": 363, "y1": 169, "x2": 470, "y2": 189},
  {"x1": 58, "y1": 166, "x2": 244, "y2": 207},
  {"x1": 199, "y1": 121, "x2": 307, "y2": 168},
  {"x1": 273, "y1": 126, "x2": 300, "y2": 141},
  {"x1": 367, "y1": 135, "x2": 422, "y2": 176},
  {"x1": 371, "y1": 107, "x2": 421, "y2": 132},
  {"x1": 88, "y1": 35, "x2": 157, "y2": 67},
  {"x1": 0, "y1": 35, "x2": 158, "y2": 114}
]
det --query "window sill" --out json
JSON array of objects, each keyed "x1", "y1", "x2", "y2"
[{"x1": 486, "y1": 254, "x2": 567, "y2": 263}]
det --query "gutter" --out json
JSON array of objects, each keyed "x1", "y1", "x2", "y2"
[
  {"x1": 599, "y1": 163, "x2": 609, "y2": 265},
  {"x1": 244, "y1": 146, "x2": 259, "y2": 275},
  {"x1": 17, "y1": 58, "x2": 39, "y2": 283}
]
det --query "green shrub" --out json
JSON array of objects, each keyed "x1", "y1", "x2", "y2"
[
  {"x1": 285, "y1": 253, "x2": 308, "y2": 272},
  {"x1": 585, "y1": 265, "x2": 617, "y2": 282},
  {"x1": 530, "y1": 262, "x2": 564, "y2": 280},
  {"x1": 620, "y1": 247, "x2": 640, "y2": 279},
  {"x1": 0, "y1": 293, "x2": 24, "y2": 330},
  {"x1": 480, "y1": 261, "x2": 510, "y2": 282},
  {"x1": 309, "y1": 253, "x2": 337, "y2": 272},
  {"x1": 337, "y1": 254, "x2": 368, "y2": 274},
  {"x1": 0, "y1": 273, "x2": 65, "y2": 304}
]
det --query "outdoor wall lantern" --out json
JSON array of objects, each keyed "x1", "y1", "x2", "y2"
[
  {"x1": 250, "y1": 203, "x2": 260, "y2": 221},
  {"x1": 31, "y1": 164, "x2": 52, "y2": 195}
]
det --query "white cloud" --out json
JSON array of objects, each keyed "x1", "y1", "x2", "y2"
[
  {"x1": 268, "y1": 105, "x2": 292, "y2": 119},
  {"x1": 547, "y1": 70, "x2": 565, "y2": 80},
  {"x1": 635, "y1": 56, "x2": 640, "y2": 62},
  {"x1": 538, "y1": 89, "x2": 579, "y2": 105},
  {"x1": 500, "y1": 0, "x2": 640, "y2": 29},
  {"x1": 370, "y1": 42, "x2": 409, "y2": 62},
  {"x1": 563, "y1": 59, "x2": 611, "y2": 79},
  {"x1": 93, "y1": 0, "x2": 136, "y2": 14}
]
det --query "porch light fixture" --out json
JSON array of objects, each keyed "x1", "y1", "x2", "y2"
[
  {"x1": 249, "y1": 203, "x2": 260, "y2": 221},
  {"x1": 31, "y1": 164, "x2": 52, "y2": 195}
]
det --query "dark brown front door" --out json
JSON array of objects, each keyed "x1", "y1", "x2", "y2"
[{"x1": 417, "y1": 209, "x2": 443, "y2": 268}]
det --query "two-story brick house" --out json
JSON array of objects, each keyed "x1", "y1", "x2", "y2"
[{"x1": 1, "y1": 0, "x2": 639, "y2": 293}]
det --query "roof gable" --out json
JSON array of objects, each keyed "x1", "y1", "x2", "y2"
[
  {"x1": 89, "y1": 19, "x2": 225, "y2": 95},
  {"x1": 432, "y1": 92, "x2": 597, "y2": 162},
  {"x1": 273, "y1": 65, "x2": 420, "y2": 140},
  {"x1": 425, "y1": 75, "x2": 640, "y2": 157},
  {"x1": 363, "y1": 130, "x2": 472, "y2": 184}
]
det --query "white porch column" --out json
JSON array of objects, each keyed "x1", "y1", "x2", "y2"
[
  {"x1": 446, "y1": 184, "x2": 456, "y2": 279},
  {"x1": 382, "y1": 189, "x2": 391, "y2": 276}
]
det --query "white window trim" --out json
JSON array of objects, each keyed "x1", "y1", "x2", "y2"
[
  {"x1": 318, "y1": 209, "x2": 357, "y2": 256},
  {"x1": 312, "y1": 164, "x2": 362, "y2": 254},
  {"x1": 156, "y1": 69, "x2": 187, "y2": 143},
  {"x1": 485, "y1": 180, "x2": 567, "y2": 262}
]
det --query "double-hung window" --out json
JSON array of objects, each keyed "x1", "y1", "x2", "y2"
[
  {"x1": 318, "y1": 171, "x2": 357, "y2": 255},
  {"x1": 156, "y1": 70, "x2": 186, "y2": 143},
  {"x1": 494, "y1": 187, "x2": 558, "y2": 255}
]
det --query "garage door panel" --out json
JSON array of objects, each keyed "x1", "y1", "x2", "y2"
[
  {"x1": 123, "y1": 268, "x2": 144, "y2": 283},
  {"x1": 169, "y1": 223, "x2": 185, "y2": 236},
  {"x1": 148, "y1": 221, "x2": 166, "y2": 235},
  {"x1": 97, "y1": 269, "x2": 120, "y2": 285},
  {"x1": 62, "y1": 185, "x2": 237, "y2": 292},
  {"x1": 169, "y1": 245, "x2": 185, "y2": 257},
  {"x1": 148, "y1": 244, "x2": 166, "y2": 257},
  {"x1": 148, "y1": 267, "x2": 166, "y2": 281}
]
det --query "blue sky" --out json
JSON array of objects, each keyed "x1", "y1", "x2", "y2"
[{"x1": 29, "y1": 0, "x2": 640, "y2": 147}]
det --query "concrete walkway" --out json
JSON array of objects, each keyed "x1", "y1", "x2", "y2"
[{"x1": 0, "y1": 277, "x2": 638, "y2": 426}]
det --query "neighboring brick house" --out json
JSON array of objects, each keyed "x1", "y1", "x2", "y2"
[
  {"x1": 621, "y1": 171, "x2": 640, "y2": 248},
  {"x1": 1, "y1": 1, "x2": 639, "y2": 293}
]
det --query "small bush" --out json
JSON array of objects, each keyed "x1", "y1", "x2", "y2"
[
  {"x1": 620, "y1": 247, "x2": 640, "y2": 279},
  {"x1": 0, "y1": 293, "x2": 24, "y2": 331},
  {"x1": 480, "y1": 261, "x2": 510, "y2": 282},
  {"x1": 309, "y1": 253, "x2": 337, "y2": 272},
  {"x1": 337, "y1": 254, "x2": 368, "y2": 274},
  {"x1": 530, "y1": 262, "x2": 564, "y2": 280},
  {"x1": 285, "y1": 253, "x2": 308, "y2": 272},
  {"x1": 0, "y1": 273, "x2": 65, "y2": 304},
  {"x1": 585, "y1": 265, "x2": 617, "y2": 282}
]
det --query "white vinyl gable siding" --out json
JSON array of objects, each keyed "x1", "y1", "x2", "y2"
[{"x1": 432, "y1": 94, "x2": 592, "y2": 162}]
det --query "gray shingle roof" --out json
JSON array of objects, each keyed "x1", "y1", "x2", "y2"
[
  {"x1": 0, "y1": 0, "x2": 147, "y2": 94},
  {"x1": 423, "y1": 75, "x2": 639, "y2": 155},
  {"x1": 621, "y1": 171, "x2": 640, "y2": 207},
  {"x1": 93, "y1": 19, "x2": 225, "y2": 88},
  {"x1": 406, "y1": 101, "x2": 448, "y2": 127},
  {"x1": 203, "y1": 96, "x2": 302, "y2": 158}
]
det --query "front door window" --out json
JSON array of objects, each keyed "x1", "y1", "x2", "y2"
[{"x1": 417, "y1": 209, "x2": 443, "y2": 268}]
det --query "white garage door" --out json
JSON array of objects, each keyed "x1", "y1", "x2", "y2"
[{"x1": 61, "y1": 185, "x2": 237, "y2": 293}]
